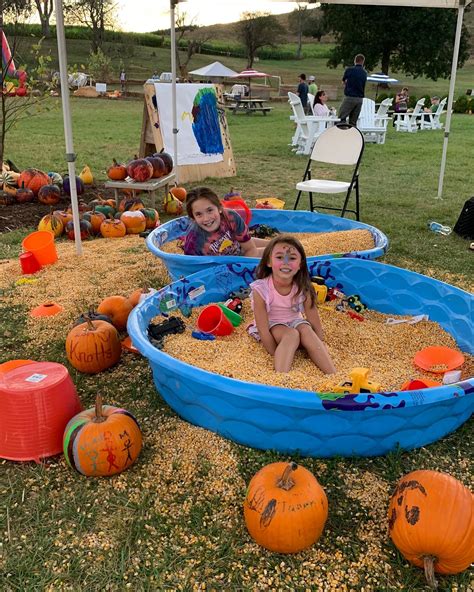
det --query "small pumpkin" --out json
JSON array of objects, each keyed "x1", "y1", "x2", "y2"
[
  {"x1": 145, "y1": 155, "x2": 166, "y2": 178},
  {"x1": 74, "y1": 306, "x2": 114, "y2": 327},
  {"x1": 120, "y1": 210, "x2": 146, "y2": 234},
  {"x1": 0, "y1": 190, "x2": 15, "y2": 206},
  {"x1": 79, "y1": 165, "x2": 94, "y2": 185},
  {"x1": 48, "y1": 172, "x2": 63, "y2": 186},
  {"x1": 141, "y1": 208, "x2": 160, "y2": 229},
  {"x1": 38, "y1": 211, "x2": 64, "y2": 237},
  {"x1": 38, "y1": 184, "x2": 61, "y2": 205},
  {"x1": 163, "y1": 192, "x2": 183, "y2": 215},
  {"x1": 388, "y1": 470, "x2": 474, "y2": 587},
  {"x1": 97, "y1": 295, "x2": 133, "y2": 331},
  {"x1": 53, "y1": 209, "x2": 73, "y2": 228},
  {"x1": 65, "y1": 317, "x2": 122, "y2": 374},
  {"x1": 118, "y1": 197, "x2": 145, "y2": 213},
  {"x1": 83, "y1": 209, "x2": 106, "y2": 234},
  {"x1": 126, "y1": 158, "x2": 153, "y2": 183},
  {"x1": 65, "y1": 219, "x2": 93, "y2": 241},
  {"x1": 63, "y1": 175, "x2": 85, "y2": 197},
  {"x1": 15, "y1": 182, "x2": 35, "y2": 204},
  {"x1": 153, "y1": 151, "x2": 173, "y2": 174},
  {"x1": 107, "y1": 159, "x2": 127, "y2": 181},
  {"x1": 63, "y1": 394, "x2": 142, "y2": 477},
  {"x1": 170, "y1": 186, "x2": 187, "y2": 202},
  {"x1": 94, "y1": 204, "x2": 116, "y2": 218},
  {"x1": 1, "y1": 172, "x2": 18, "y2": 197},
  {"x1": 18, "y1": 168, "x2": 50, "y2": 196},
  {"x1": 243, "y1": 461, "x2": 328, "y2": 554},
  {"x1": 100, "y1": 218, "x2": 126, "y2": 238}
]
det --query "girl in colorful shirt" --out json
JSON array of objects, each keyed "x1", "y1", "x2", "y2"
[
  {"x1": 184, "y1": 187, "x2": 268, "y2": 257},
  {"x1": 248, "y1": 235, "x2": 336, "y2": 374}
]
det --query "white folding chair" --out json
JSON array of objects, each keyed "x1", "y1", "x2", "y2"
[{"x1": 294, "y1": 123, "x2": 365, "y2": 220}]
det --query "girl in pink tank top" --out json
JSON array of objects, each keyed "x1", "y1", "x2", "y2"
[{"x1": 249, "y1": 236, "x2": 336, "y2": 375}]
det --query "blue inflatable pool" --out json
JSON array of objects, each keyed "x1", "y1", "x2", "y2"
[
  {"x1": 128, "y1": 259, "x2": 473, "y2": 458},
  {"x1": 147, "y1": 209, "x2": 389, "y2": 281}
]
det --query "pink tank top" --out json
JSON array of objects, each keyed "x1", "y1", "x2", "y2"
[{"x1": 250, "y1": 276, "x2": 305, "y2": 324}]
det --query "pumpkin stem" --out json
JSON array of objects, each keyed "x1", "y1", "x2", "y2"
[
  {"x1": 423, "y1": 556, "x2": 438, "y2": 589},
  {"x1": 83, "y1": 314, "x2": 96, "y2": 332},
  {"x1": 277, "y1": 462, "x2": 298, "y2": 491},
  {"x1": 93, "y1": 394, "x2": 107, "y2": 423}
]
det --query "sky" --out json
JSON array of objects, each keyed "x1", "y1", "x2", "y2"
[{"x1": 116, "y1": 1, "x2": 302, "y2": 33}]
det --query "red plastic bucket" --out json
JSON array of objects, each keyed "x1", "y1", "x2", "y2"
[
  {"x1": 197, "y1": 304, "x2": 234, "y2": 336},
  {"x1": 221, "y1": 198, "x2": 252, "y2": 226},
  {"x1": 19, "y1": 251, "x2": 42, "y2": 274},
  {"x1": 0, "y1": 362, "x2": 83, "y2": 462}
]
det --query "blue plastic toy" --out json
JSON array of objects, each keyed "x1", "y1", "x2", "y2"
[{"x1": 191, "y1": 330, "x2": 216, "y2": 341}]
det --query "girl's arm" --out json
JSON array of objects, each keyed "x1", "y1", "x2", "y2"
[
  {"x1": 253, "y1": 291, "x2": 277, "y2": 355},
  {"x1": 240, "y1": 239, "x2": 259, "y2": 257},
  {"x1": 304, "y1": 297, "x2": 325, "y2": 341}
]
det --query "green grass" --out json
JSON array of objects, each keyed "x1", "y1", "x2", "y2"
[{"x1": 0, "y1": 96, "x2": 472, "y2": 591}]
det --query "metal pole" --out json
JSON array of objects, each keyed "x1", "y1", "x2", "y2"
[
  {"x1": 170, "y1": 0, "x2": 179, "y2": 183},
  {"x1": 436, "y1": 0, "x2": 465, "y2": 199},
  {"x1": 54, "y1": 0, "x2": 82, "y2": 254}
]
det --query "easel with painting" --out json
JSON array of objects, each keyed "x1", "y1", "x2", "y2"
[{"x1": 139, "y1": 83, "x2": 236, "y2": 184}]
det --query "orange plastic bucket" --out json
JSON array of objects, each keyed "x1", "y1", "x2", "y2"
[
  {"x1": 197, "y1": 304, "x2": 234, "y2": 336},
  {"x1": 22, "y1": 230, "x2": 58, "y2": 266}
]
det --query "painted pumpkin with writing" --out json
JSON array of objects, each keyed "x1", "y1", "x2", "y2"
[
  {"x1": 97, "y1": 295, "x2": 133, "y2": 331},
  {"x1": 126, "y1": 158, "x2": 153, "y2": 182},
  {"x1": 244, "y1": 462, "x2": 328, "y2": 554},
  {"x1": 63, "y1": 394, "x2": 142, "y2": 477},
  {"x1": 66, "y1": 318, "x2": 122, "y2": 374},
  {"x1": 120, "y1": 210, "x2": 146, "y2": 234},
  {"x1": 100, "y1": 218, "x2": 126, "y2": 238},
  {"x1": 388, "y1": 470, "x2": 474, "y2": 587}
]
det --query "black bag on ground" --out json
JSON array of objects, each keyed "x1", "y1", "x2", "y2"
[{"x1": 453, "y1": 197, "x2": 474, "y2": 239}]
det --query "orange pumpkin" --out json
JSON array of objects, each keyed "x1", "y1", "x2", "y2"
[
  {"x1": 38, "y1": 212, "x2": 64, "y2": 237},
  {"x1": 63, "y1": 394, "x2": 142, "y2": 476},
  {"x1": 107, "y1": 159, "x2": 127, "y2": 181},
  {"x1": 97, "y1": 295, "x2": 133, "y2": 331},
  {"x1": 18, "y1": 168, "x2": 50, "y2": 196},
  {"x1": 53, "y1": 209, "x2": 73, "y2": 228},
  {"x1": 388, "y1": 470, "x2": 474, "y2": 587},
  {"x1": 142, "y1": 208, "x2": 160, "y2": 229},
  {"x1": 163, "y1": 192, "x2": 183, "y2": 215},
  {"x1": 100, "y1": 218, "x2": 126, "y2": 238},
  {"x1": 83, "y1": 209, "x2": 106, "y2": 234},
  {"x1": 244, "y1": 462, "x2": 328, "y2": 554},
  {"x1": 129, "y1": 287, "x2": 155, "y2": 307},
  {"x1": 65, "y1": 318, "x2": 122, "y2": 373},
  {"x1": 118, "y1": 197, "x2": 144, "y2": 213},
  {"x1": 120, "y1": 210, "x2": 146, "y2": 234},
  {"x1": 170, "y1": 186, "x2": 187, "y2": 202}
]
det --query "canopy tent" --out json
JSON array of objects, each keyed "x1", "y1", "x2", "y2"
[
  {"x1": 322, "y1": 0, "x2": 472, "y2": 198},
  {"x1": 188, "y1": 61, "x2": 238, "y2": 80}
]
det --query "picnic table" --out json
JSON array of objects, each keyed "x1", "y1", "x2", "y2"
[
  {"x1": 105, "y1": 172, "x2": 176, "y2": 209},
  {"x1": 229, "y1": 98, "x2": 272, "y2": 115}
]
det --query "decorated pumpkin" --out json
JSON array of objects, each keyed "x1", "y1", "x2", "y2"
[
  {"x1": 126, "y1": 158, "x2": 153, "y2": 183},
  {"x1": 63, "y1": 394, "x2": 142, "y2": 477},
  {"x1": 0, "y1": 190, "x2": 15, "y2": 206},
  {"x1": 15, "y1": 183, "x2": 35, "y2": 204},
  {"x1": 66, "y1": 318, "x2": 122, "y2": 373},
  {"x1": 100, "y1": 218, "x2": 126, "y2": 238},
  {"x1": 388, "y1": 470, "x2": 474, "y2": 587},
  {"x1": 83, "y1": 209, "x2": 106, "y2": 234},
  {"x1": 142, "y1": 208, "x2": 160, "y2": 229},
  {"x1": 63, "y1": 175, "x2": 85, "y2": 197},
  {"x1": 107, "y1": 159, "x2": 127, "y2": 181},
  {"x1": 65, "y1": 219, "x2": 93, "y2": 241},
  {"x1": 145, "y1": 155, "x2": 166, "y2": 178},
  {"x1": 118, "y1": 196, "x2": 144, "y2": 213},
  {"x1": 243, "y1": 462, "x2": 328, "y2": 554},
  {"x1": 153, "y1": 151, "x2": 173, "y2": 174},
  {"x1": 163, "y1": 192, "x2": 183, "y2": 215},
  {"x1": 120, "y1": 210, "x2": 146, "y2": 234},
  {"x1": 97, "y1": 295, "x2": 133, "y2": 331},
  {"x1": 48, "y1": 172, "x2": 63, "y2": 186},
  {"x1": 79, "y1": 165, "x2": 94, "y2": 185},
  {"x1": 53, "y1": 209, "x2": 73, "y2": 228},
  {"x1": 38, "y1": 212, "x2": 64, "y2": 237},
  {"x1": 94, "y1": 204, "x2": 116, "y2": 218},
  {"x1": 18, "y1": 168, "x2": 50, "y2": 196},
  {"x1": 38, "y1": 184, "x2": 61, "y2": 205},
  {"x1": 170, "y1": 186, "x2": 187, "y2": 202},
  {"x1": 1, "y1": 172, "x2": 18, "y2": 197}
]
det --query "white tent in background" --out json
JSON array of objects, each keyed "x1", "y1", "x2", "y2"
[
  {"x1": 321, "y1": 0, "x2": 471, "y2": 199},
  {"x1": 188, "y1": 61, "x2": 238, "y2": 80}
]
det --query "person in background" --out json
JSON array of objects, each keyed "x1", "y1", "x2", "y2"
[
  {"x1": 308, "y1": 75, "x2": 318, "y2": 96},
  {"x1": 338, "y1": 54, "x2": 367, "y2": 127},
  {"x1": 422, "y1": 96, "x2": 441, "y2": 123},
  {"x1": 394, "y1": 87, "x2": 409, "y2": 114},
  {"x1": 297, "y1": 73, "x2": 309, "y2": 114},
  {"x1": 120, "y1": 69, "x2": 126, "y2": 92},
  {"x1": 313, "y1": 90, "x2": 331, "y2": 116}
]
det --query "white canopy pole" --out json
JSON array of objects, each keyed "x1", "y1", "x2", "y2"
[
  {"x1": 170, "y1": 0, "x2": 179, "y2": 183},
  {"x1": 437, "y1": 0, "x2": 466, "y2": 199},
  {"x1": 54, "y1": 0, "x2": 82, "y2": 255}
]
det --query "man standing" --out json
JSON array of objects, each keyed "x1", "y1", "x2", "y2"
[
  {"x1": 338, "y1": 54, "x2": 367, "y2": 126},
  {"x1": 120, "y1": 69, "x2": 126, "y2": 93},
  {"x1": 297, "y1": 73, "x2": 309, "y2": 114},
  {"x1": 308, "y1": 76, "x2": 318, "y2": 96}
]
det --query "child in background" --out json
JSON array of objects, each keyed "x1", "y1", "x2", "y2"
[
  {"x1": 184, "y1": 187, "x2": 269, "y2": 257},
  {"x1": 248, "y1": 236, "x2": 336, "y2": 374}
]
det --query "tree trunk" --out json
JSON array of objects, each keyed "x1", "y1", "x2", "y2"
[
  {"x1": 381, "y1": 48, "x2": 391, "y2": 75},
  {"x1": 296, "y1": 29, "x2": 302, "y2": 59},
  {"x1": 40, "y1": 16, "x2": 50, "y2": 38}
]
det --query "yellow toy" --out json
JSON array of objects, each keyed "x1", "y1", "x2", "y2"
[
  {"x1": 333, "y1": 368, "x2": 381, "y2": 394},
  {"x1": 311, "y1": 276, "x2": 328, "y2": 305}
]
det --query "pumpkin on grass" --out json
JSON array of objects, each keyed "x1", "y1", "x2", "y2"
[
  {"x1": 63, "y1": 394, "x2": 142, "y2": 477},
  {"x1": 15, "y1": 183, "x2": 35, "y2": 204},
  {"x1": 100, "y1": 218, "x2": 126, "y2": 238},
  {"x1": 66, "y1": 317, "x2": 122, "y2": 373},
  {"x1": 388, "y1": 470, "x2": 474, "y2": 588},
  {"x1": 83, "y1": 209, "x2": 106, "y2": 234},
  {"x1": 18, "y1": 168, "x2": 50, "y2": 196},
  {"x1": 38, "y1": 211, "x2": 64, "y2": 237},
  {"x1": 244, "y1": 461, "x2": 328, "y2": 554},
  {"x1": 97, "y1": 295, "x2": 133, "y2": 331},
  {"x1": 170, "y1": 185, "x2": 187, "y2": 202},
  {"x1": 38, "y1": 184, "x2": 61, "y2": 205},
  {"x1": 163, "y1": 192, "x2": 183, "y2": 215}
]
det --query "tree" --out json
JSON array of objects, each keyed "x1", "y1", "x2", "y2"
[
  {"x1": 288, "y1": 2, "x2": 309, "y2": 59},
  {"x1": 174, "y1": 10, "x2": 211, "y2": 79},
  {"x1": 301, "y1": 7, "x2": 325, "y2": 42},
  {"x1": 321, "y1": 5, "x2": 470, "y2": 80},
  {"x1": 34, "y1": 0, "x2": 54, "y2": 38},
  {"x1": 64, "y1": 0, "x2": 116, "y2": 54},
  {"x1": 235, "y1": 12, "x2": 285, "y2": 68}
]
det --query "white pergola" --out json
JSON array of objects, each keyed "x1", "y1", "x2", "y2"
[{"x1": 322, "y1": 0, "x2": 471, "y2": 199}]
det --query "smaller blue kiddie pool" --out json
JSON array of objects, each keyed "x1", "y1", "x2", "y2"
[
  {"x1": 128, "y1": 259, "x2": 473, "y2": 458},
  {"x1": 146, "y1": 209, "x2": 389, "y2": 281}
]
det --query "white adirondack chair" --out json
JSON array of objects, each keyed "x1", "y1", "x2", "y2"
[
  {"x1": 307, "y1": 93, "x2": 315, "y2": 114},
  {"x1": 356, "y1": 98, "x2": 392, "y2": 144},
  {"x1": 395, "y1": 98, "x2": 426, "y2": 133},
  {"x1": 288, "y1": 92, "x2": 339, "y2": 155},
  {"x1": 418, "y1": 97, "x2": 447, "y2": 130}
]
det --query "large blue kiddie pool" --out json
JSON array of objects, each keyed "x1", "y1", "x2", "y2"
[
  {"x1": 128, "y1": 259, "x2": 473, "y2": 458},
  {"x1": 147, "y1": 209, "x2": 389, "y2": 281}
]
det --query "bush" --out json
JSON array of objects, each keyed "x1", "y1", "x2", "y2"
[
  {"x1": 453, "y1": 94, "x2": 469, "y2": 113},
  {"x1": 408, "y1": 95, "x2": 418, "y2": 109},
  {"x1": 88, "y1": 49, "x2": 112, "y2": 83}
]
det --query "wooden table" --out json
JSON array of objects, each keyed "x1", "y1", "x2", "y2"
[
  {"x1": 229, "y1": 98, "x2": 272, "y2": 115},
  {"x1": 104, "y1": 172, "x2": 176, "y2": 208}
]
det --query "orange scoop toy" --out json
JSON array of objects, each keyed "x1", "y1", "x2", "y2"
[{"x1": 413, "y1": 346, "x2": 465, "y2": 374}]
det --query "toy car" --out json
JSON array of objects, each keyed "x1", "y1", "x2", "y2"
[{"x1": 148, "y1": 316, "x2": 186, "y2": 349}]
